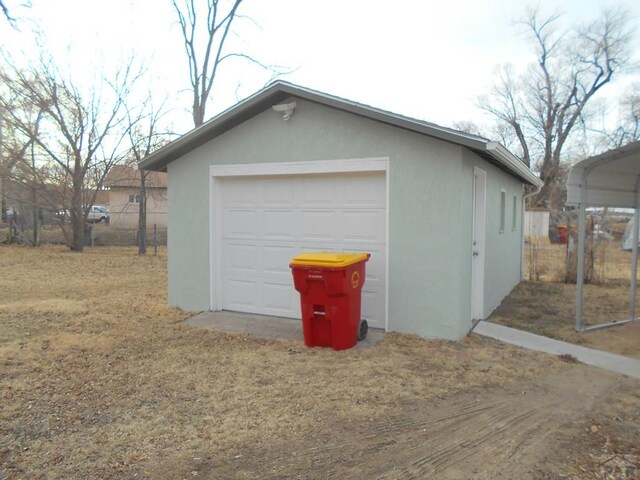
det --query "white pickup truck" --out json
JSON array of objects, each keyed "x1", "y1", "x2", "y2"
[{"x1": 87, "y1": 205, "x2": 110, "y2": 224}]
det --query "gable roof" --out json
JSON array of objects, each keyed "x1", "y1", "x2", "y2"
[{"x1": 139, "y1": 81, "x2": 542, "y2": 187}]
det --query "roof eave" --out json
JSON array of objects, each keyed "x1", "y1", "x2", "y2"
[
  {"x1": 139, "y1": 81, "x2": 541, "y2": 188},
  {"x1": 139, "y1": 83, "x2": 292, "y2": 172},
  {"x1": 485, "y1": 142, "x2": 543, "y2": 187}
]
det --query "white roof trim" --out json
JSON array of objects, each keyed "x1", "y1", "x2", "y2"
[{"x1": 486, "y1": 142, "x2": 543, "y2": 188}]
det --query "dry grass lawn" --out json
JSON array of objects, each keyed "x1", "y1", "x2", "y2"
[
  {"x1": 1, "y1": 245, "x2": 638, "y2": 479},
  {"x1": 491, "y1": 243, "x2": 640, "y2": 359}
]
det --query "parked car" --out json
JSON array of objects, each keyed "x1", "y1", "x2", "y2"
[{"x1": 87, "y1": 205, "x2": 110, "y2": 224}]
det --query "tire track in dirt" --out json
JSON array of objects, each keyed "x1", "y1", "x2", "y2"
[
  {"x1": 371, "y1": 400, "x2": 547, "y2": 479},
  {"x1": 225, "y1": 395, "x2": 555, "y2": 479},
  {"x1": 202, "y1": 367, "x2": 620, "y2": 479}
]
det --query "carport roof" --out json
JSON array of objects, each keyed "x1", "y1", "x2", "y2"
[
  {"x1": 139, "y1": 81, "x2": 542, "y2": 187},
  {"x1": 566, "y1": 141, "x2": 640, "y2": 333},
  {"x1": 566, "y1": 141, "x2": 640, "y2": 208}
]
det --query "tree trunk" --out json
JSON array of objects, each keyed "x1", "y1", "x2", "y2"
[
  {"x1": 31, "y1": 142, "x2": 39, "y2": 247},
  {"x1": 70, "y1": 180, "x2": 84, "y2": 251},
  {"x1": 535, "y1": 158, "x2": 560, "y2": 209},
  {"x1": 138, "y1": 173, "x2": 147, "y2": 255},
  {"x1": 31, "y1": 201, "x2": 39, "y2": 247},
  {"x1": 193, "y1": 101, "x2": 205, "y2": 127},
  {"x1": 535, "y1": 179, "x2": 554, "y2": 208},
  {"x1": 0, "y1": 173, "x2": 6, "y2": 223}
]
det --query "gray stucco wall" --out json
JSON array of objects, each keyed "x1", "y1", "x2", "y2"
[
  {"x1": 167, "y1": 98, "x2": 524, "y2": 339},
  {"x1": 460, "y1": 149, "x2": 524, "y2": 319},
  {"x1": 482, "y1": 165, "x2": 524, "y2": 316}
]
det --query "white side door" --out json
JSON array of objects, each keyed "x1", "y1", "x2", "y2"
[{"x1": 471, "y1": 167, "x2": 486, "y2": 321}]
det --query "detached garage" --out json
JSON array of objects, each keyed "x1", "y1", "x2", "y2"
[{"x1": 140, "y1": 81, "x2": 541, "y2": 340}]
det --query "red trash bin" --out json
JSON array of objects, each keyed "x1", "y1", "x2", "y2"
[
  {"x1": 557, "y1": 225, "x2": 568, "y2": 244},
  {"x1": 290, "y1": 252, "x2": 370, "y2": 351}
]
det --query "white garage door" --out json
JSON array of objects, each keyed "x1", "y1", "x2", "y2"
[{"x1": 218, "y1": 171, "x2": 386, "y2": 328}]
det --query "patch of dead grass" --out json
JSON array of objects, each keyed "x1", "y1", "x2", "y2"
[
  {"x1": 491, "y1": 243, "x2": 640, "y2": 358},
  {"x1": 0, "y1": 244, "x2": 570, "y2": 479}
]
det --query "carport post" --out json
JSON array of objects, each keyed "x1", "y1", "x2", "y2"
[
  {"x1": 630, "y1": 184, "x2": 640, "y2": 322},
  {"x1": 575, "y1": 171, "x2": 588, "y2": 332}
]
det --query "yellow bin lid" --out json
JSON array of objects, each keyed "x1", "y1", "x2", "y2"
[{"x1": 290, "y1": 252, "x2": 369, "y2": 268}]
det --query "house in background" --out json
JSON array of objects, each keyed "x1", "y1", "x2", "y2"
[
  {"x1": 104, "y1": 165, "x2": 168, "y2": 227},
  {"x1": 140, "y1": 82, "x2": 541, "y2": 340}
]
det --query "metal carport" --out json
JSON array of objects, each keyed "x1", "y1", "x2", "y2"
[{"x1": 566, "y1": 141, "x2": 640, "y2": 331}]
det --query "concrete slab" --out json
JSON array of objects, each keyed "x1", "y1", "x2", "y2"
[
  {"x1": 474, "y1": 321, "x2": 640, "y2": 379},
  {"x1": 184, "y1": 311, "x2": 385, "y2": 349}
]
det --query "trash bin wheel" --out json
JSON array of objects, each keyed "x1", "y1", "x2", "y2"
[{"x1": 357, "y1": 319, "x2": 368, "y2": 341}]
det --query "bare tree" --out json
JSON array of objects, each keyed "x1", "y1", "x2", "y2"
[
  {"x1": 0, "y1": 120, "x2": 34, "y2": 223},
  {"x1": 127, "y1": 101, "x2": 171, "y2": 255},
  {"x1": 479, "y1": 65, "x2": 532, "y2": 166},
  {"x1": 173, "y1": 0, "x2": 244, "y2": 126},
  {"x1": 590, "y1": 84, "x2": 640, "y2": 149},
  {"x1": 0, "y1": 79, "x2": 44, "y2": 241},
  {"x1": 1, "y1": 0, "x2": 14, "y2": 26},
  {"x1": 1, "y1": 54, "x2": 142, "y2": 251},
  {"x1": 479, "y1": 8, "x2": 633, "y2": 209},
  {"x1": 0, "y1": 0, "x2": 31, "y2": 28},
  {"x1": 172, "y1": 0, "x2": 286, "y2": 127}
]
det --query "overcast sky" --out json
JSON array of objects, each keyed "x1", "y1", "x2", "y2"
[{"x1": 2, "y1": 0, "x2": 639, "y2": 135}]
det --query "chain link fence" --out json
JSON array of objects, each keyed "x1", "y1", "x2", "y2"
[{"x1": 1, "y1": 222, "x2": 167, "y2": 247}]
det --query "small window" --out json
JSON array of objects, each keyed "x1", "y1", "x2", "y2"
[
  {"x1": 129, "y1": 193, "x2": 141, "y2": 203},
  {"x1": 512, "y1": 195, "x2": 517, "y2": 231},
  {"x1": 499, "y1": 190, "x2": 506, "y2": 233}
]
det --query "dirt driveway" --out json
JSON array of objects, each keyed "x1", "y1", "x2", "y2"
[
  {"x1": 1, "y1": 246, "x2": 638, "y2": 479},
  {"x1": 186, "y1": 366, "x2": 638, "y2": 480}
]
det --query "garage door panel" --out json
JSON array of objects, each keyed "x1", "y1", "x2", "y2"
[
  {"x1": 218, "y1": 172, "x2": 386, "y2": 329},
  {"x1": 299, "y1": 210, "x2": 338, "y2": 242},
  {"x1": 296, "y1": 176, "x2": 337, "y2": 207},
  {"x1": 342, "y1": 174, "x2": 386, "y2": 208},
  {"x1": 262, "y1": 282, "x2": 297, "y2": 313},
  {"x1": 263, "y1": 210, "x2": 297, "y2": 240},
  {"x1": 222, "y1": 178, "x2": 259, "y2": 207},
  {"x1": 361, "y1": 290, "x2": 382, "y2": 325},
  {"x1": 341, "y1": 210, "x2": 385, "y2": 243},
  {"x1": 222, "y1": 210, "x2": 259, "y2": 239},
  {"x1": 223, "y1": 278, "x2": 259, "y2": 309},
  {"x1": 263, "y1": 177, "x2": 296, "y2": 206},
  {"x1": 223, "y1": 242, "x2": 260, "y2": 274},
  {"x1": 263, "y1": 245, "x2": 297, "y2": 274}
]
